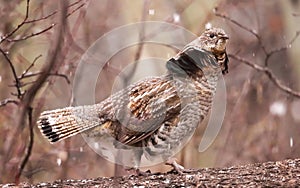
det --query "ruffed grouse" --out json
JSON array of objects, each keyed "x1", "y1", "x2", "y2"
[{"x1": 38, "y1": 27, "x2": 229, "y2": 173}]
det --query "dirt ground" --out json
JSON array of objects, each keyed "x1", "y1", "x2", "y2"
[{"x1": 2, "y1": 158, "x2": 300, "y2": 187}]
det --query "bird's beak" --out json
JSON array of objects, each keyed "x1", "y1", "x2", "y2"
[{"x1": 220, "y1": 35, "x2": 229, "y2": 40}]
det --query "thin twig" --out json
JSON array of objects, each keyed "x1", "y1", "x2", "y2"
[
  {"x1": 49, "y1": 73, "x2": 71, "y2": 84},
  {"x1": 23, "y1": 0, "x2": 83, "y2": 24},
  {"x1": 20, "y1": 55, "x2": 43, "y2": 79},
  {"x1": 229, "y1": 54, "x2": 300, "y2": 98},
  {"x1": 19, "y1": 72, "x2": 71, "y2": 84},
  {"x1": 66, "y1": 2, "x2": 86, "y2": 17},
  {"x1": 0, "y1": 0, "x2": 86, "y2": 100},
  {"x1": 0, "y1": 48, "x2": 22, "y2": 98},
  {"x1": 214, "y1": 8, "x2": 268, "y2": 55},
  {"x1": 3, "y1": 0, "x2": 86, "y2": 43},
  {"x1": 12, "y1": 1, "x2": 68, "y2": 182},
  {"x1": 0, "y1": 0, "x2": 87, "y2": 182},
  {"x1": 20, "y1": 71, "x2": 70, "y2": 85},
  {"x1": 68, "y1": 0, "x2": 85, "y2": 8},
  {"x1": 265, "y1": 30, "x2": 300, "y2": 66},
  {"x1": 215, "y1": 8, "x2": 300, "y2": 98},
  {"x1": 24, "y1": 11, "x2": 57, "y2": 24},
  {"x1": 7, "y1": 2, "x2": 85, "y2": 42},
  {"x1": 6, "y1": 24, "x2": 55, "y2": 42},
  {"x1": 18, "y1": 0, "x2": 68, "y2": 130},
  {"x1": 0, "y1": 99, "x2": 19, "y2": 107},
  {"x1": 0, "y1": 0, "x2": 30, "y2": 44}
]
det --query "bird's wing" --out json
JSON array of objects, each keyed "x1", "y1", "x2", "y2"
[
  {"x1": 112, "y1": 48, "x2": 220, "y2": 146},
  {"x1": 111, "y1": 76, "x2": 181, "y2": 145}
]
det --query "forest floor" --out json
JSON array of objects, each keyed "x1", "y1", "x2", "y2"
[{"x1": 2, "y1": 158, "x2": 300, "y2": 187}]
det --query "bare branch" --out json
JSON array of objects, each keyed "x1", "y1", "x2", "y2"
[
  {"x1": 0, "y1": 99, "x2": 19, "y2": 107},
  {"x1": 0, "y1": 0, "x2": 30, "y2": 44},
  {"x1": 215, "y1": 7, "x2": 300, "y2": 98},
  {"x1": 20, "y1": 55, "x2": 43, "y2": 79},
  {"x1": 18, "y1": 0, "x2": 68, "y2": 129},
  {"x1": 12, "y1": 1, "x2": 69, "y2": 182},
  {"x1": 2, "y1": 0, "x2": 86, "y2": 43},
  {"x1": 23, "y1": 0, "x2": 84, "y2": 24},
  {"x1": 214, "y1": 8, "x2": 268, "y2": 55},
  {"x1": 0, "y1": 0, "x2": 87, "y2": 182},
  {"x1": 48, "y1": 73, "x2": 71, "y2": 84},
  {"x1": 265, "y1": 30, "x2": 300, "y2": 66},
  {"x1": 229, "y1": 54, "x2": 300, "y2": 98},
  {"x1": 290, "y1": 30, "x2": 300, "y2": 44},
  {"x1": 18, "y1": 72, "x2": 70, "y2": 85},
  {"x1": 7, "y1": 1, "x2": 86, "y2": 42},
  {"x1": 15, "y1": 107, "x2": 34, "y2": 184},
  {"x1": 0, "y1": 48, "x2": 23, "y2": 98},
  {"x1": 0, "y1": 0, "x2": 86, "y2": 100},
  {"x1": 69, "y1": 0, "x2": 85, "y2": 7},
  {"x1": 24, "y1": 11, "x2": 57, "y2": 24},
  {"x1": 6, "y1": 24, "x2": 55, "y2": 42},
  {"x1": 66, "y1": 2, "x2": 86, "y2": 18}
]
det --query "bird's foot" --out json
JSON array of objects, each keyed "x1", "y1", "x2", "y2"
[
  {"x1": 126, "y1": 167, "x2": 152, "y2": 176},
  {"x1": 165, "y1": 158, "x2": 195, "y2": 174}
]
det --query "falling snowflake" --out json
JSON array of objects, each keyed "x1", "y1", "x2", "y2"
[
  {"x1": 57, "y1": 158, "x2": 62, "y2": 166},
  {"x1": 290, "y1": 137, "x2": 294, "y2": 148},
  {"x1": 148, "y1": 9, "x2": 155, "y2": 15},
  {"x1": 173, "y1": 13, "x2": 180, "y2": 23},
  {"x1": 269, "y1": 101, "x2": 286, "y2": 116},
  {"x1": 205, "y1": 22, "x2": 212, "y2": 30}
]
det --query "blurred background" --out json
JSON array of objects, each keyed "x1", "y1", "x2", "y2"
[{"x1": 0, "y1": 0, "x2": 300, "y2": 184}]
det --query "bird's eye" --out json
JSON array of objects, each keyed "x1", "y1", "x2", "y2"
[{"x1": 209, "y1": 33, "x2": 215, "y2": 38}]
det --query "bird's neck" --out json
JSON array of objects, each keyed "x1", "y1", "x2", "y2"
[
  {"x1": 214, "y1": 50, "x2": 228, "y2": 74},
  {"x1": 166, "y1": 47, "x2": 221, "y2": 78}
]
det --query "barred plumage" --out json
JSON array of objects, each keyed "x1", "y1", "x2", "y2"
[{"x1": 38, "y1": 27, "x2": 229, "y2": 171}]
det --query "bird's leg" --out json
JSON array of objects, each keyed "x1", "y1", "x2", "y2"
[
  {"x1": 165, "y1": 158, "x2": 195, "y2": 174},
  {"x1": 125, "y1": 147, "x2": 151, "y2": 176},
  {"x1": 166, "y1": 158, "x2": 184, "y2": 174}
]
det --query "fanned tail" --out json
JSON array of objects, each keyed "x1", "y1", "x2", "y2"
[{"x1": 38, "y1": 105, "x2": 101, "y2": 143}]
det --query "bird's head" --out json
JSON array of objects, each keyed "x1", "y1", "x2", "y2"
[
  {"x1": 200, "y1": 27, "x2": 229, "y2": 74},
  {"x1": 181, "y1": 27, "x2": 229, "y2": 74},
  {"x1": 168, "y1": 27, "x2": 229, "y2": 76},
  {"x1": 198, "y1": 27, "x2": 229, "y2": 53}
]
